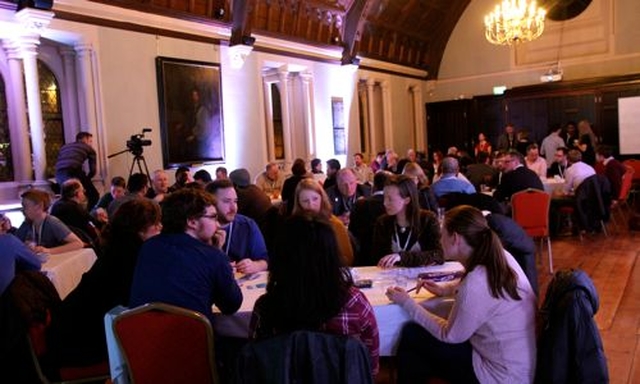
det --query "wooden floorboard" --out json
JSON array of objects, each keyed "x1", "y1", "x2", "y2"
[{"x1": 376, "y1": 221, "x2": 640, "y2": 383}]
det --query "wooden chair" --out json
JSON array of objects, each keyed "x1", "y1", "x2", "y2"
[
  {"x1": 112, "y1": 303, "x2": 219, "y2": 384},
  {"x1": 622, "y1": 159, "x2": 640, "y2": 207},
  {"x1": 511, "y1": 188, "x2": 553, "y2": 274}
]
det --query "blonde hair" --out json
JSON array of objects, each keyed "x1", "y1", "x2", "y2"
[
  {"x1": 292, "y1": 178, "x2": 333, "y2": 220},
  {"x1": 402, "y1": 162, "x2": 429, "y2": 187}
]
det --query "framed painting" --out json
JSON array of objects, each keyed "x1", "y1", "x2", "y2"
[{"x1": 156, "y1": 57, "x2": 224, "y2": 167}]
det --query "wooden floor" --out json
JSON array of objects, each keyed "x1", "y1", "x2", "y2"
[{"x1": 377, "y1": 215, "x2": 640, "y2": 384}]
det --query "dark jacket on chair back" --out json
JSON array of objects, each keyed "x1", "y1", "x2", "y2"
[
  {"x1": 574, "y1": 174, "x2": 611, "y2": 232},
  {"x1": 536, "y1": 269, "x2": 608, "y2": 384}
]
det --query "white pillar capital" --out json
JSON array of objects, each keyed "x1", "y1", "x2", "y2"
[
  {"x1": 365, "y1": 78, "x2": 376, "y2": 88},
  {"x1": 14, "y1": 8, "x2": 54, "y2": 34}
]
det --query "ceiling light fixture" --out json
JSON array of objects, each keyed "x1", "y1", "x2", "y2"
[{"x1": 484, "y1": 0, "x2": 546, "y2": 45}]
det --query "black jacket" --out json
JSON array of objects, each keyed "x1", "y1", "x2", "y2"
[
  {"x1": 494, "y1": 166, "x2": 544, "y2": 203},
  {"x1": 536, "y1": 269, "x2": 608, "y2": 384},
  {"x1": 326, "y1": 184, "x2": 371, "y2": 217},
  {"x1": 236, "y1": 331, "x2": 373, "y2": 384},
  {"x1": 574, "y1": 174, "x2": 611, "y2": 232},
  {"x1": 349, "y1": 193, "x2": 385, "y2": 266}
]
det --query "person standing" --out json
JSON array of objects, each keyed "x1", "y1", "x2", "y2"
[
  {"x1": 540, "y1": 125, "x2": 566, "y2": 167},
  {"x1": 496, "y1": 124, "x2": 516, "y2": 151},
  {"x1": 55, "y1": 132, "x2": 99, "y2": 209}
]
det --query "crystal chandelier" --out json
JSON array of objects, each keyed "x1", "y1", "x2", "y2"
[{"x1": 484, "y1": 0, "x2": 547, "y2": 45}]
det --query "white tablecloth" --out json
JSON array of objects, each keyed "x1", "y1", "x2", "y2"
[
  {"x1": 542, "y1": 177, "x2": 565, "y2": 194},
  {"x1": 42, "y1": 248, "x2": 97, "y2": 299},
  {"x1": 212, "y1": 262, "x2": 464, "y2": 356}
]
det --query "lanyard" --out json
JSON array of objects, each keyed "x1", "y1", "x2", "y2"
[
  {"x1": 393, "y1": 226, "x2": 412, "y2": 252},
  {"x1": 223, "y1": 222, "x2": 234, "y2": 255},
  {"x1": 31, "y1": 217, "x2": 45, "y2": 245}
]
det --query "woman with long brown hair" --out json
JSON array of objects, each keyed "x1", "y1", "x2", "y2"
[
  {"x1": 386, "y1": 205, "x2": 536, "y2": 383},
  {"x1": 373, "y1": 175, "x2": 443, "y2": 268},
  {"x1": 292, "y1": 178, "x2": 354, "y2": 265}
]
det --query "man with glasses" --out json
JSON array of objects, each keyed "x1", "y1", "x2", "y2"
[
  {"x1": 494, "y1": 150, "x2": 544, "y2": 203},
  {"x1": 129, "y1": 188, "x2": 242, "y2": 323},
  {"x1": 206, "y1": 179, "x2": 269, "y2": 274}
]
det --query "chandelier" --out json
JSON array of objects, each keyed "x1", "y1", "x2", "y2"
[{"x1": 484, "y1": 0, "x2": 547, "y2": 45}]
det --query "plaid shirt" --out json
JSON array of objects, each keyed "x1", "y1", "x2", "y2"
[
  {"x1": 251, "y1": 286, "x2": 380, "y2": 376},
  {"x1": 321, "y1": 287, "x2": 380, "y2": 375}
]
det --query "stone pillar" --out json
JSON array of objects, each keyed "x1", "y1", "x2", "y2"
[
  {"x1": 381, "y1": 80, "x2": 393, "y2": 150},
  {"x1": 365, "y1": 78, "x2": 377, "y2": 153},
  {"x1": 300, "y1": 72, "x2": 315, "y2": 158},
  {"x1": 410, "y1": 85, "x2": 425, "y2": 149},
  {"x1": 60, "y1": 47, "x2": 80, "y2": 142},
  {"x1": 2, "y1": 42, "x2": 32, "y2": 184},
  {"x1": 278, "y1": 68, "x2": 293, "y2": 171},
  {"x1": 74, "y1": 43, "x2": 98, "y2": 136}
]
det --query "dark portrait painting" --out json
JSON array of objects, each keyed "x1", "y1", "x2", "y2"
[{"x1": 156, "y1": 57, "x2": 224, "y2": 167}]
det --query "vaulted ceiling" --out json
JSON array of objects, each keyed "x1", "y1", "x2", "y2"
[{"x1": 88, "y1": 0, "x2": 472, "y2": 79}]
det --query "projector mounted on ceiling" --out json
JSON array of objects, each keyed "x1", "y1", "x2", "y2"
[{"x1": 540, "y1": 63, "x2": 563, "y2": 83}]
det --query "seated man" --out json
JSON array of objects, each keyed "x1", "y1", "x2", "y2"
[
  {"x1": 325, "y1": 168, "x2": 371, "y2": 226},
  {"x1": 525, "y1": 143, "x2": 547, "y2": 178},
  {"x1": 431, "y1": 156, "x2": 476, "y2": 199},
  {"x1": 206, "y1": 179, "x2": 269, "y2": 274},
  {"x1": 547, "y1": 147, "x2": 569, "y2": 178},
  {"x1": 168, "y1": 166, "x2": 192, "y2": 193},
  {"x1": 595, "y1": 145, "x2": 627, "y2": 200},
  {"x1": 15, "y1": 189, "x2": 84, "y2": 255},
  {"x1": 50, "y1": 178, "x2": 102, "y2": 243},
  {"x1": 108, "y1": 173, "x2": 150, "y2": 218},
  {"x1": 465, "y1": 151, "x2": 496, "y2": 191},
  {"x1": 146, "y1": 170, "x2": 169, "y2": 203},
  {"x1": 563, "y1": 149, "x2": 596, "y2": 196},
  {"x1": 129, "y1": 189, "x2": 242, "y2": 323},
  {"x1": 194, "y1": 169, "x2": 213, "y2": 185},
  {"x1": 255, "y1": 162, "x2": 284, "y2": 199},
  {"x1": 493, "y1": 150, "x2": 544, "y2": 203},
  {"x1": 93, "y1": 176, "x2": 126, "y2": 211}
]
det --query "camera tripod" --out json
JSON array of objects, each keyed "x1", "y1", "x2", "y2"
[{"x1": 107, "y1": 149, "x2": 151, "y2": 186}]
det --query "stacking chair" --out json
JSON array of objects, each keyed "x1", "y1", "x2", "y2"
[
  {"x1": 609, "y1": 165, "x2": 635, "y2": 231},
  {"x1": 623, "y1": 159, "x2": 640, "y2": 206},
  {"x1": 112, "y1": 302, "x2": 219, "y2": 384},
  {"x1": 511, "y1": 188, "x2": 553, "y2": 274}
]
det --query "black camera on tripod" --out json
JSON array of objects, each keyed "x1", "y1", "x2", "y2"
[{"x1": 126, "y1": 128, "x2": 152, "y2": 156}]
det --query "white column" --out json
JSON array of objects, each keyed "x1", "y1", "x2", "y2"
[
  {"x1": 365, "y1": 78, "x2": 378, "y2": 153},
  {"x1": 300, "y1": 72, "x2": 315, "y2": 158},
  {"x1": 278, "y1": 68, "x2": 293, "y2": 171},
  {"x1": 74, "y1": 43, "x2": 98, "y2": 135},
  {"x1": 410, "y1": 85, "x2": 426, "y2": 150},
  {"x1": 2, "y1": 42, "x2": 32, "y2": 184},
  {"x1": 20, "y1": 37, "x2": 47, "y2": 183},
  {"x1": 59, "y1": 47, "x2": 80, "y2": 143},
  {"x1": 12, "y1": 8, "x2": 53, "y2": 186},
  {"x1": 381, "y1": 81, "x2": 393, "y2": 150},
  {"x1": 262, "y1": 78, "x2": 276, "y2": 162}
]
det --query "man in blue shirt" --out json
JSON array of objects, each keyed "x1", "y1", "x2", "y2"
[
  {"x1": 431, "y1": 156, "x2": 476, "y2": 199},
  {"x1": 206, "y1": 179, "x2": 269, "y2": 274},
  {"x1": 129, "y1": 189, "x2": 242, "y2": 321}
]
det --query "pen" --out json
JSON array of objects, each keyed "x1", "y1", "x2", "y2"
[{"x1": 406, "y1": 285, "x2": 418, "y2": 293}]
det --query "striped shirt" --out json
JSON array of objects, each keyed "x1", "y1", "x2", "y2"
[{"x1": 55, "y1": 141, "x2": 97, "y2": 178}]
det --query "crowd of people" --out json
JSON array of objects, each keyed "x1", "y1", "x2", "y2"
[{"x1": 0, "y1": 119, "x2": 621, "y2": 382}]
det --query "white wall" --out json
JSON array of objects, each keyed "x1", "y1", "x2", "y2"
[{"x1": 431, "y1": 0, "x2": 640, "y2": 102}]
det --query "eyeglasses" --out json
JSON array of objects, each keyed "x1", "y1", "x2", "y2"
[{"x1": 200, "y1": 213, "x2": 218, "y2": 221}]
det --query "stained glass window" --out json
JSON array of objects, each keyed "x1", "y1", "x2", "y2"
[{"x1": 38, "y1": 60, "x2": 65, "y2": 179}]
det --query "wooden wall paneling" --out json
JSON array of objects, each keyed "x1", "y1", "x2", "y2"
[
  {"x1": 426, "y1": 99, "x2": 471, "y2": 154},
  {"x1": 505, "y1": 97, "x2": 549, "y2": 144},
  {"x1": 471, "y1": 95, "x2": 504, "y2": 151}
]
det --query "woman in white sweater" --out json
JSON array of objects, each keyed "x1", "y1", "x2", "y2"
[{"x1": 386, "y1": 205, "x2": 537, "y2": 384}]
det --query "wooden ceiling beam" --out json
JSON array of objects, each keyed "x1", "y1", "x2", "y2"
[
  {"x1": 340, "y1": 0, "x2": 371, "y2": 65},
  {"x1": 230, "y1": 0, "x2": 256, "y2": 45}
]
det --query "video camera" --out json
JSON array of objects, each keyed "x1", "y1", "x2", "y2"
[{"x1": 126, "y1": 128, "x2": 152, "y2": 156}]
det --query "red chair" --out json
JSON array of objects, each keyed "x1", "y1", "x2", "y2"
[
  {"x1": 511, "y1": 188, "x2": 553, "y2": 274},
  {"x1": 112, "y1": 302, "x2": 219, "y2": 384},
  {"x1": 610, "y1": 165, "x2": 635, "y2": 231},
  {"x1": 623, "y1": 159, "x2": 640, "y2": 206},
  {"x1": 27, "y1": 310, "x2": 110, "y2": 384}
]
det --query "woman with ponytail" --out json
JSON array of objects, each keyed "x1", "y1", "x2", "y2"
[{"x1": 386, "y1": 205, "x2": 536, "y2": 384}]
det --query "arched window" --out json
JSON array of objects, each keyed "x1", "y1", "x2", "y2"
[
  {"x1": 38, "y1": 59, "x2": 65, "y2": 179},
  {"x1": 0, "y1": 75, "x2": 12, "y2": 182}
]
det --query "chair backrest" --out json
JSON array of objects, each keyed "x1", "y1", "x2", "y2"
[
  {"x1": 618, "y1": 165, "x2": 635, "y2": 201},
  {"x1": 622, "y1": 159, "x2": 640, "y2": 181},
  {"x1": 112, "y1": 302, "x2": 218, "y2": 384},
  {"x1": 236, "y1": 330, "x2": 373, "y2": 384},
  {"x1": 511, "y1": 188, "x2": 551, "y2": 237},
  {"x1": 536, "y1": 269, "x2": 608, "y2": 383}
]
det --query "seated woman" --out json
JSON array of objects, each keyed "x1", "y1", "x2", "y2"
[
  {"x1": 402, "y1": 161, "x2": 437, "y2": 212},
  {"x1": 250, "y1": 214, "x2": 379, "y2": 376},
  {"x1": 292, "y1": 178, "x2": 354, "y2": 265},
  {"x1": 386, "y1": 205, "x2": 537, "y2": 384},
  {"x1": 373, "y1": 175, "x2": 443, "y2": 268},
  {"x1": 48, "y1": 199, "x2": 162, "y2": 367},
  {"x1": 15, "y1": 189, "x2": 84, "y2": 255}
]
